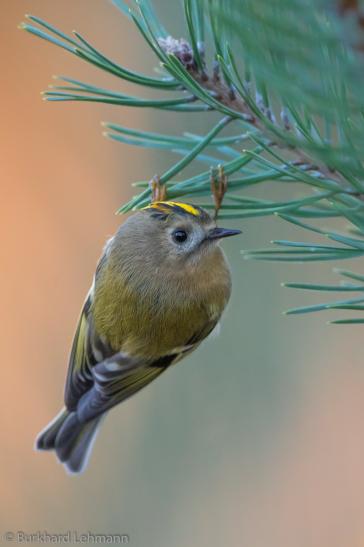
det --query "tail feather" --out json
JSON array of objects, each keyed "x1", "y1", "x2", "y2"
[
  {"x1": 59, "y1": 417, "x2": 102, "y2": 474},
  {"x1": 54, "y1": 412, "x2": 82, "y2": 462},
  {"x1": 36, "y1": 408, "x2": 69, "y2": 450},
  {"x1": 35, "y1": 409, "x2": 103, "y2": 474}
]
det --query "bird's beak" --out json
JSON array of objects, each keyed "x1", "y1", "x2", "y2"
[{"x1": 207, "y1": 227, "x2": 242, "y2": 240}]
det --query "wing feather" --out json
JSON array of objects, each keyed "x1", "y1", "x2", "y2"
[
  {"x1": 64, "y1": 251, "x2": 220, "y2": 418},
  {"x1": 64, "y1": 294, "x2": 94, "y2": 410},
  {"x1": 77, "y1": 363, "x2": 166, "y2": 422}
]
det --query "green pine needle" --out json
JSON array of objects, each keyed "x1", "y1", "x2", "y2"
[{"x1": 20, "y1": 0, "x2": 364, "y2": 325}]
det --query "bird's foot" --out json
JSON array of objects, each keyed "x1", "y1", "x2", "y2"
[
  {"x1": 149, "y1": 175, "x2": 167, "y2": 202},
  {"x1": 210, "y1": 165, "x2": 228, "y2": 220}
]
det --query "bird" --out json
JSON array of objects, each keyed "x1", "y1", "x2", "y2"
[{"x1": 36, "y1": 200, "x2": 241, "y2": 473}]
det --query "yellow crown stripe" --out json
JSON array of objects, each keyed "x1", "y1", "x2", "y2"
[
  {"x1": 143, "y1": 201, "x2": 201, "y2": 217},
  {"x1": 166, "y1": 201, "x2": 201, "y2": 216}
]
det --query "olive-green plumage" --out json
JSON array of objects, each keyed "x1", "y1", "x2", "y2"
[{"x1": 36, "y1": 201, "x2": 241, "y2": 474}]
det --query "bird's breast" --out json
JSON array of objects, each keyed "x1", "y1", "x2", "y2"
[{"x1": 92, "y1": 248, "x2": 231, "y2": 360}]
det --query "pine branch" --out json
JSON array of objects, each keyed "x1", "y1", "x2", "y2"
[
  {"x1": 335, "y1": 0, "x2": 364, "y2": 51},
  {"x1": 19, "y1": 0, "x2": 364, "y2": 324}
]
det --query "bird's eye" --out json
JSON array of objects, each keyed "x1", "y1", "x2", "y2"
[{"x1": 172, "y1": 229, "x2": 188, "y2": 244}]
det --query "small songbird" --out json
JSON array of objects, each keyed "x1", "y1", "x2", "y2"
[{"x1": 36, "y1": 201, "x2": 241, "y2": 473}]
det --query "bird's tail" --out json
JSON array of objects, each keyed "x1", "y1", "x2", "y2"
[{"x1": 35, "y1": 408, "x2": 103, "y2": 474}]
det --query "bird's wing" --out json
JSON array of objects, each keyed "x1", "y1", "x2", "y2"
[
  {"x1": 64, "y1": 292, "x2": 95, "y2": 409},
  {"x1": 63, "y1": 285, "x2": 178, "y2": 413},
  {"x1": 65, "y1": 302, "x2": 218, "y2": 414},
  {"x1": 64, "y1": 245, "x2": 219, "y2": 415},
  {"x1": 74, "y1": 317, "x2": 220, "y2": 423},
  {"x1": 64, "y1": 252, "x2": 115, "y2": 409},
  {"x1": 76, "y1": 354, "x2": 168, "y2": 423}
]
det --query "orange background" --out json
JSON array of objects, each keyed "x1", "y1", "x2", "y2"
[{"x1": 2, "y1": 2, "x2": 364, "y2": 546}]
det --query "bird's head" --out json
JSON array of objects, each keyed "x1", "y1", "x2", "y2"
[{"x1": 122, "y1": 201, "x2": 241, "y2": 267}]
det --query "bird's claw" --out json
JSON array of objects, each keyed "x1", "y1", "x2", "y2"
[
  {"x1": 149, "y1": 175, "x2": 167, "y2": 203},
  {"x1": 210, "y1": 165, "x2": 228, "y2": 220}
]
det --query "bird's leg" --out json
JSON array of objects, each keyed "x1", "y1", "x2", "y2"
[
  {"x1": 149, "y1": 175, "x2": 167, "y2": 202},
  {"x1": 210, "y1": 165, "x2": 228, "y2": 220}
]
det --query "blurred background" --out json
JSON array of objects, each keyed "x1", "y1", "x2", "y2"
[{"x1": 2, "y1": 1, "x2": 364, "y2": 546}]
